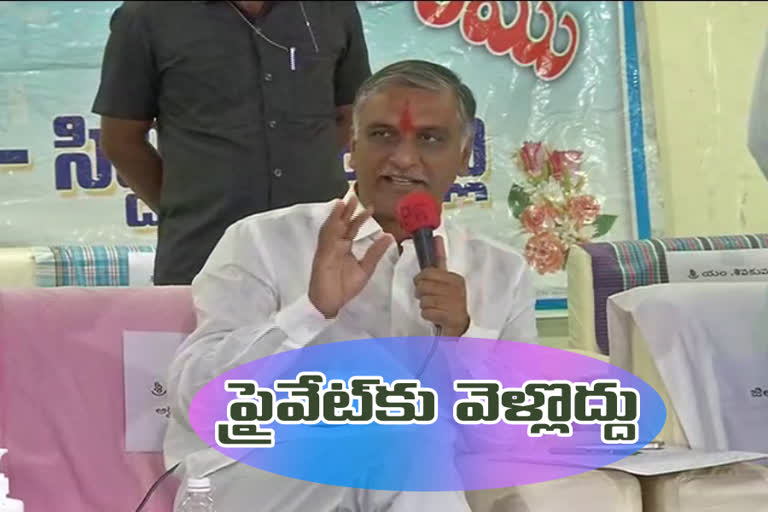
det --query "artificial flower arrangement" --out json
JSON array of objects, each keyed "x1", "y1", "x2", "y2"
[{"x1": 508, "y1": 142, "x2": 617, "y2": 274}]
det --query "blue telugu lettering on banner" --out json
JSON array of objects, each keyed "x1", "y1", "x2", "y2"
[
  {"x1": 52, "y1": 114, "x2": 158, "y2": 228},
  {"x1": 0, "y1": 1, "x2": 661, "y2": 307}
]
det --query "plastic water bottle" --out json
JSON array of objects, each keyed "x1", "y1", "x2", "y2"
[{"x1": 179, "y1": 477, "x2": 215, "y2": 512}]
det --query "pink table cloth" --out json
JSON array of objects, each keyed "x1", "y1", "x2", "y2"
[{"x1": 0, "y1": 286, "x2": 196, "y2": 512}]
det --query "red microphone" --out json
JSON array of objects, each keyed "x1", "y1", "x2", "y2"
[{"x1": 396, "y1": 191, "x2": 441, "y2": 270}]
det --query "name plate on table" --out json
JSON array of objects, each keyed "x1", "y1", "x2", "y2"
[
  {"x1": 123, "y1": 330, "x2": 186, "y2": 452},
  {"x1": 666, "y1": 249, "x2": 768, "y2": 283}
]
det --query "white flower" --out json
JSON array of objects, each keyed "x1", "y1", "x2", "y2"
[
  {"x1": 549, "y1": 217, "x2": 592, "y2": 246},
  {"x1": 529, "y1": 179, "x2": 564, "y2": 204},
  {"x1": 576, "y1": 224, "x2": 598, "y2": 241},
  {"x1": 556, "y1": 221, "x2": 579, "y2": 246}
]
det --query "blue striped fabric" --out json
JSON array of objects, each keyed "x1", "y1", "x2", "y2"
[
  {"x1": 587, "y1": 233, "x2": 768, "y2": 354},
  {"x1": 611, "y1": 234, "x2": 768, "y2": 290},
  {"x1": 35, "y1": 245, "x2": 155, "y2": 287},
  {"x1": 611, "y1": 239, "x2": 663, "y2": 290}
]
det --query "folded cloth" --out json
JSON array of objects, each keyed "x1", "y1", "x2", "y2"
[{"x1": 34, "y1": 245, "x2": 155, "y2": 287}]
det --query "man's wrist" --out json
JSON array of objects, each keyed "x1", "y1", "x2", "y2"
[
  {"x1": 443, "y1": 315, "x2": 471, "y2": 338},
  {"x1": 307, "y1": 290, "x2": 339, "y2": 319},
  {"x1": 460, "y1": 319, "x2": 500, "y2": 340}
]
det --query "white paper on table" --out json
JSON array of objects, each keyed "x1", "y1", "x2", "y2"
[
  {"x1": 123, "y1": 330, "x2": 187, "y2": 452},
  {"x1": 128, "y1": 251, "x2": 155, "y2": 286},
  {"x1": 665, "y1": 248, "x2": 768, "y2": 283},
  {"x1": 605, "y1": 446, "x2": 768, "y2": 476}
]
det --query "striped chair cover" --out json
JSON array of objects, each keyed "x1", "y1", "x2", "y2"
[{"x1": 582, "y1": 234, "x2": 768, "y2": 354}]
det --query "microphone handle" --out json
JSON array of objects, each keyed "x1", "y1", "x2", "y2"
[
  {"x1": 413, "y1": 228, "x2": 437, "y2": 269},
  {"x1": 411, "y1": 228, "x2": 443, "y2": 378}
]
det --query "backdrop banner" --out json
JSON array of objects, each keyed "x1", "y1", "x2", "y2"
[{"x1": 0, "y1": 1, "x2": 662, "y2": 308}]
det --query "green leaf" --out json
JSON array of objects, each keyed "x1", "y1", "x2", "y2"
[
  {"x1": 508, "y1": 184, "x2": 531, "y2": 218},
  {"x1": 593, "y1": 214, "x2": 618, "y2": 238}
]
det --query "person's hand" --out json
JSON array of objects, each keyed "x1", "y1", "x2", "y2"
[
  {"x1": 413, "y1": 235, "x2": 470, "y2": 337},
  {"x1": 309, "y1": 197, "x2": 394, "y2": 318}
]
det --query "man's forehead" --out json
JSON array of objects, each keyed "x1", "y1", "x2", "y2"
[{"x1": 359, "y1": 87, "x2": 461, "y2": 126}]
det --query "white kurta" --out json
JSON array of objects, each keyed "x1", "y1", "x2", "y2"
[{"x1": 164, "y1": 188, "x2": 538, "y2": 511}]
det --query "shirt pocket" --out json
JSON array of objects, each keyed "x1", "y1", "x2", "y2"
[
  {"x1": 159, "y1": 52, "x2": 255, "y2": 130},
  {"x1": 291, "y1": 52, "x2": 336, "y2": 118}
]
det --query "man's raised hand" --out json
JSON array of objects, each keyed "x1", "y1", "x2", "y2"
[{"x1": 308, "y1": 197, "x2": 394, "y2": 318}]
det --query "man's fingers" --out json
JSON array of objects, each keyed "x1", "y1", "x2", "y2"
[
  {"x1": 421, "y1": 307, "x2": 469, "y2": 336},
  {"x1": 414, "y1": 268, "x2": 464, "y2": 288},
  {"x1": 345, "y1": 206, "x2": 374, "y2": 240},
  {"x1": 420, "y1": 307, "x2": 449, "y2": 326},
  {"x1": 341, "y1": 196, "x2": 358, "y2": 224},
  {"x1": 418, "y1": 295, "x2": 444, "y2": 310},
  {"x1": 320, "y1": 199, "x2": 349, "y2": 239},
  {"x1": 321, "y1": 198, "x2": 365, "y2": 241},
  {"x1": 359, "y1": 233, "x2": 394, "y2": 275},
  {"x1": 414, "y1": 267, "x2": 458, "y2": 282},
  {"x1": 414, "y1": 279, "x2": 453, "y2": 298},
  {"x1": 326, "y1": 199, "x2": 346, "y2": 224}
]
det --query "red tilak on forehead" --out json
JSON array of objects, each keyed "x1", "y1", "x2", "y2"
[{"x1": 399, "y1": 101, "x2": 415, "y2": 134}]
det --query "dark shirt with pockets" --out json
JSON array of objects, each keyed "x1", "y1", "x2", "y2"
[{"x1": 92, "y1": 1, "x2": 371, "y2": 284}]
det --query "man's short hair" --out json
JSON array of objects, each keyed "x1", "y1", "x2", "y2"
[{"x1": 352, "y1": 60, "x2": 477, "y2": 144}]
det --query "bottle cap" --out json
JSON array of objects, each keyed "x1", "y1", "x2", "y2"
[{"x1": 187, "y1": 477, "x2": 211, "y2": 492}]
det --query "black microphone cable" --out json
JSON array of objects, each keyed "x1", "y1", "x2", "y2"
[
  {"x1": 134, "y1": 462, "x2": 180, "y2": 512},
  {"x1": 414, "y1": 325, "x2": 442, "y2": 379}
]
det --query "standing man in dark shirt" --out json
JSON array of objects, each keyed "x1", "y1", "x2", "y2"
[{"x1": 93, "y1": 1, "x2": 371, "y2": 284}]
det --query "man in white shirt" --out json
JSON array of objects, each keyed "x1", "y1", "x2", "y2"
[
  {"x1": 164, "y1": 59, "x2": 537, "y2": 511},
  {"x1": 748, "y1": 30, "x2": 768, "y2": 178}
]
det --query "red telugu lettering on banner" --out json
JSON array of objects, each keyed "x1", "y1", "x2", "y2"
[{"x1": 414, "y1": 1, "x2": 580, "y2": 81}]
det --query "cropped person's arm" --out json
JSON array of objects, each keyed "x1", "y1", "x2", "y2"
[
  {"x1": 100, "y1": 118, "x2": 162, "y2": 211},
  {"x1": 334, "y1": 2, "x2": 372, "y2": 151},
  {"x1": 92, "y1": 3, "x2": 162, "y2": 210}
]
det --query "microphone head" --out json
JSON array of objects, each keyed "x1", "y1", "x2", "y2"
[{"x1": 396, "y1": 191, "x2": 441, "y2": 234}]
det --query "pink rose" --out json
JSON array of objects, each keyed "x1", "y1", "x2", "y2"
[
  {"x1": 519, "y1": 141, "x2": 547, "y2": 178},
  {"x1": 520, "y1": 203, "x2": 557, "y2": 234},
  {"x1": 567, "y1": 195, "x2": 600, "y2": 225},
  {"x1": 549, "y1": 150, "x2": 582, "y2": 182},
  {"x1": 524, "y1": 232, "x2": 567, "y2": 274}
]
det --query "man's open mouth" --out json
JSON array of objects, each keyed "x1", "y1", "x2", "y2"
[{"x1": 381, "y1": 175, "x2": 427, "y2": 187}]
